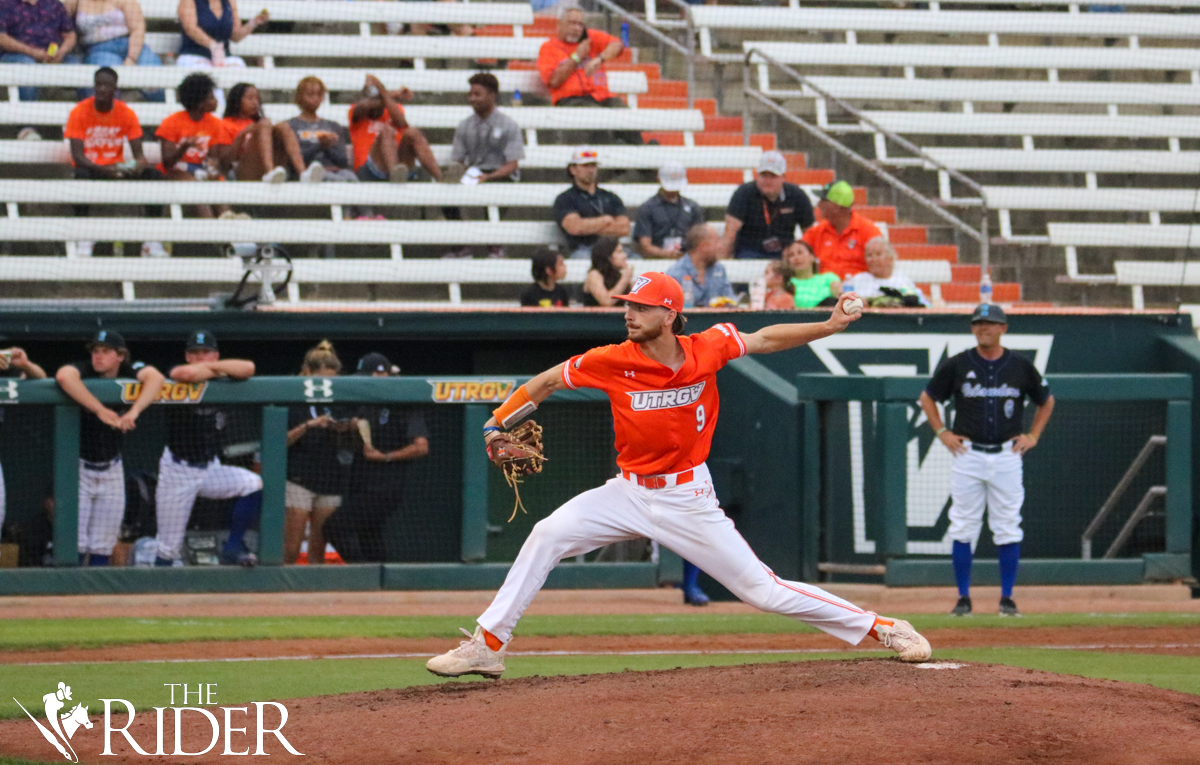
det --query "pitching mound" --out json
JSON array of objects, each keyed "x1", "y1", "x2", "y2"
[{"x1": 4, "y1": 660, "x2": 1200, "y2": 764}]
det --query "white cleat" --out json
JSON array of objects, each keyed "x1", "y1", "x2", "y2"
[
  {"x1": 876, "y1": 618, "x2": 932, "y2": 662},
  {"x1": 426, "y1": 626, "x2": 506, "y2": 679}
]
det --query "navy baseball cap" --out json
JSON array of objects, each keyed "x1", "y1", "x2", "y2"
[
  {"x1": 356, "y1": 352, "x2": 397, "y2": 376},
  {"x1": 186, "y1": 330, "x2": 218, "y2": 351},
  {"x1": 971, "y1": 304, "x2": 1008, "y2": 325},
  {"x1": 86, "y1": 329, "x2": 126, "y2": 352}
]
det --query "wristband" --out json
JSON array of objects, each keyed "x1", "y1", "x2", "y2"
[
  {"x1": 570, "y1": 52, "x2": 581, "y2": 64},
  {"x1": 483, "y1": 426, "x2": 501, "y2": 435},
  {"x1": 935, "y1": 427, "x2": 947, "y2": 436},
  {"x1": 492, "y1": 384, "x2": 537, "y2": 429}
]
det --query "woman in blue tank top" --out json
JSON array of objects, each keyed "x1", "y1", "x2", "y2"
[{"x1": 175, "y1": 0, "x2": 267, "y2": 69}]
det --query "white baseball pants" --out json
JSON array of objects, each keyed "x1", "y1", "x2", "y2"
[
  {"x1": 78, "y1": 458, "x2": 126, "y2": 555},
  {"x1": 155, "y1": 448, "x2": 263, "y2": 561},
  {"x1": 947, "y1": 443, "x2": 1025, "y2": 548},
  {"x1": 478, "y1": 463, "x2": 877, "y2": 645}
]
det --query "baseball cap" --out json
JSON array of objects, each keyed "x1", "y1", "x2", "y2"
[
  {"x1": 186, "y1": 330, "x2": 218, "y2": 351},
  {"x1": 356, "y1": 352, "x2": 398, "y2": 376},
  {"x1": 757, "y1": 150, "x2": 787, "y2": 176},
  {"x1": 821, "y1": 180, "x2": 855, "y2": 208},
  {"x1": 569, "y1": 146, "x2": 599, "y2": 165},
  {"x1": 658, "y1": 162, "x2": 687, "y2": 193},
  {"x1": 86, "y1": 329, "x2": 126, "y2": 352},
  {"x1": 613, "y1": 271, "x2": 685, "y2": 312},
  {"x1": 971, "y1": 303, "x2": 1008, "y2": 324}
]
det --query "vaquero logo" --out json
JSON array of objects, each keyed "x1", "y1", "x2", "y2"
[
  {"x1": 960, "y1": 382, "x2": 1021, "y2": 398},
  {"x1": 628, "y1": 276, "x2": 652, "y2": 294},
  {"x1": 120, "y1": 380, "x2": 207, "y2": 404},
  {"x1": 429, "y1": 380, "x2": 515, "y2": 403},
  {"x1": 626, "y1": 382, "x2": 705, "y2": 411},
  {"x1": 14, "y1": 681, "x2": 91, "y2": 763}
]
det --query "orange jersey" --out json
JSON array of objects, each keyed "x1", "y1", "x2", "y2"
[
  {"x1": 154, "y1": 110, "x2": 229, "y2": 170},
  {"x1": 348, "y1": 106, "x2": 404, "y2": 170},
  {"x1": 217, "y1": 115, "x2": 255, "y2": 146},
  {"x1": 560, "y1": 323, "x2": 747, "y2": 475},
  {"x1": 63, "y1": 97, "x2": 142, "y2": 167},
  {"x1": 805, "y1": 211, "x2": 883, "y2": 281},
  {"x1": 536, "y1": 29, "x2": 617, "y2": 104}
]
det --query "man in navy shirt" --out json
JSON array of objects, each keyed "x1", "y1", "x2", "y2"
[
  {"x1": 918, "y1": 304, "x2": 1055, "y2": 617},
  {"x1": 721, "y1": 151, "x2": 814, "y2": 260},
  {"x1": 553, "y1": 147, "x2": 629, "y2": 259}
]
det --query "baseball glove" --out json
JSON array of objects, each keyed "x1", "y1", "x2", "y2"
[{"x1": 486, "y1": 420, "x2": 546, "y2": 521}]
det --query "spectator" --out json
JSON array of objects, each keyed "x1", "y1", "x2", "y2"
[
  {"x1": 156, "y1": 72, "x2": 234, "y2": 220},
  {"x1": 290, "y1": 77, "x2": 358, "y2": 184},
  {"x1": 634, "y1": 163, "x2": 705, "y2": 259},
  {"x1": 216, "y1": 82, "x2": 322, "y2": 184},
  {"x1": 284, "y1": 341, "x2": 354, "y2": 565},
  {"x1": 554, "y1": 147, "x2": 630, "y2": 259},
  {"x1": 763, "y1": 260, "x2": 796, "y2": 310},
  {"x1": 537, "y1": 3, "x2": 642, "y2": 145},
  {"x1": 0, "y1": 0, "x2": 76, "y2": 101},
  {"x1": 843, "y1": 239, "x2": 930, "y2": 308},
  {"x1": 442, "y1": 72, "x2": 524, "y2": 258},
  {"x1": 581, "y1": 237, "x2": 633, "y2": 307},
  {"x1": 722, "y1": 150, "x2": 814, "y2": 260},
  {"x1": 0, "y1": 347, "x2": 47, "y2": 540},
  {"x1": 350, "y1": 74, "x2": 440, "y2": 185},
  {"x1": 176, "y1": 0, "x2": 266, "y2": 70},
  {"x1": 66, "y1": 67, "x2": 169, "y2": 257},
  {"x1": 785, "y1": 240, "x2": 840, "y2": 309},
  {"x1": 521, "y1": 250, "x2": 571, "y2": 307},
  {"x1": 337, "y1": 353, "x2": 430, "y2": 563},
  {"x1": 154, "y1": 330, "x2": 262, "y2": 567},
  {"x1": 665, "y1": 223, "x2": 735, "y2": 308},
  {"x1": 62, "y1": 0, "x2": 162, "y2": 102},
  {"x1": 55, "y1": 330, "x2": 164, "y2": 567},
  {"x1": 803, "y1": 180, "x2": 885, "y2": 281}
]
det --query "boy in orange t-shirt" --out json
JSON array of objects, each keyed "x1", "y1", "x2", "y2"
[
  {"x1": 63, "y1": 67, "x2": 167, "y2": 257},
  {"x1": 348, "y1": 74, "x2": 440, "y2": 183},
  {"x1": 155, "y1": 72, "x2": 233, "y2": 219}
]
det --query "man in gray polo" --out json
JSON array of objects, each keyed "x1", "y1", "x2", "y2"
[
  {"x1": 665, "y1": 223, "x2": 735, "y2": 307},
  {"x1": 634, "y1": 163, "x2": 706, "y2": 259},
  {"x1": 442, "y1": 72, "x2": 526, "y2": 259}
]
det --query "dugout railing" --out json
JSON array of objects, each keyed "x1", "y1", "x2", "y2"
[
  {"x1": 797, "y1": 373, "x2": 1193, "y2": 587},
  {"x1": 0, "y1": 376, "x2": 675, "y2": 593}
]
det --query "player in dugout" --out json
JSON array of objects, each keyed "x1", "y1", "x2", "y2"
[{"x1": 426, "y1": 275, "x2": 931, "y2": 679}]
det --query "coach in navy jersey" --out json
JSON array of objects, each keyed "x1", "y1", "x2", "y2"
[{"x1": 918, "y1": 304, "x2": 1055, "y2": 617}]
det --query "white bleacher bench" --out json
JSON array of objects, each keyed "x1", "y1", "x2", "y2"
[
  {"x1": 743, "y1": 42, "x2": 1200, "y2": 73},
  {"x1": 1114, "y1": 261, "x2": 1200, "y2": 310},
  {"x1": 0, "y1": 141, "x2": 762, "y2": 170},
  {"x1": 981, "y1": 187, "x2": 1200, "y2": 213},
  {"x1": 0, "y1": 65, "x2": 648, "y2": 99},
  {"x1": 138, "y1": 0, "x2": 533, "y2": 27},
  {"x1": 852, "y1": 112, "x2": 1200, "y2": 139},
  {"x1": 909, "y1": 148, "x2": 1200, "y2": 175},
  {"x1": 0, "y1": 103, "x2": 707, "y2": 139},
  {"x1": 0, "y1": 256, "x2": 950, "y2": 304},
  {"x1": 1048, "y1": 222, "x2": 1200, "y2": 248}
]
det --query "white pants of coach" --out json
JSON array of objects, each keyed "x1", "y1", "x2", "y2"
[
  {"x1": 79, "y1": 457, "x2": 126, "y2": 555},
  {"x1": 478, "y1": 463, "x2": 877, "y2": 645},
  {"x1": 155, "y1": 448, "x2": 263, "y2": 561},
  {"x1": 947, "y1": 443, "x2": 1025, "y2": 549}
]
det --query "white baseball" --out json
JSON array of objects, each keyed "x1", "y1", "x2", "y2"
[{"x1": 843, "y1": 297, "x2": 864, "y2": 316}]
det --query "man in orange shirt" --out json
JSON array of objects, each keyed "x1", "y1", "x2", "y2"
[
  {"x1": 426, "y1": 273, "x2": 932, "y2": 679},
  {"x1": 64, "y1": 67, "x2": 166, "y2": 257},
  {"x1": 536, "y1": 4, "x2": 642, "y2": 145},
  {"x1": 804, "y1": 180, "x2": 885, "y2": 281},
  {"x1": 348, "y1": 74, "x2": 440, "y2": 184}
]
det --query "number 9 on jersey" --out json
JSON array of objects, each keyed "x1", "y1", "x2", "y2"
[{"x1": 696, "y1": 405, "x2": 706, "y2": 432}]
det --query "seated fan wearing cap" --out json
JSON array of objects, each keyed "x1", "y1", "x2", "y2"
[
  {"x1": 553, "y1": 146, "x2": 631, "y2": 260},
  {"x1": 802, "y1": 180, "x2": 886, "y2": 282},
  {"x1": 634, "y1": 163, "x2": 706, "y2": 259},
  {"x1": 721, "y1": 151, "x2": 815, "y2": 260}
]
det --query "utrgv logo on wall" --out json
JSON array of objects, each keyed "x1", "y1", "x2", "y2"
[
  {"x1": 14, "y1": 681, "x2": 91, "y2": 763},
  {"x1": 808, "y1": 333, "x2": 1053, "y2": 556}
]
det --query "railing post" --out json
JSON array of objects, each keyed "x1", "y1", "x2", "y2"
[
  {"x1": 53, "y1": 404, "x2": 80, "y2": 568},
  {"x1": 683, "y1": 7, "x2": 695, "y2": 110},
  {"x1": 461, "y1": 404, "x2": 490, "y2": 562},
  {"x1": 800, "y1": 400, "x2": 821, "y2": 582},
  {"x1": 1166, "y1": 400, "x2": 1192, "y2": 557},
  {"x1": 742, "y1": 61, "x2": 751, "y2": 147},
  {"x1": 258, "y1": 405, "x2": 288, "y2": 565},
  {"x1": 877, "y1": 401, "x2": 909, "y2": 559}
]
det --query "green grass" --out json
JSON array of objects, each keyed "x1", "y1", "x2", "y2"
[
  {"x1": 937, "y1": 648, "x2": 1200, "y2": 697},
  {"x1": 1, "y1": 611, "x2": 1197, "y2": 652}
]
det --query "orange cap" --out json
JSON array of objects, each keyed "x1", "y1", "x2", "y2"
[{"x1": 613, "y1": 271, "x2": 685, "y2": 312}]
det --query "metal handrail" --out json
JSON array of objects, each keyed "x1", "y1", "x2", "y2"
[
  {"x1": 743, "y1": 48, "x2": 990, "y2": 272},
  {"x1": 589, "y1": 0, "x2": 696, "y2": 108}
]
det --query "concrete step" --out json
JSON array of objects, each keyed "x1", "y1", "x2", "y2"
[
  {"x1": 642, "y1": 132, "x2": 777, "y2": 150},
  {"x1": 942, "y1": 282, "x2": 1021, "y2": 302},
  {"x1": 639, "y1": 96, "x2": 717, "y2": 115},
  {"x1": 887, "y1": 225, "x2": 927, "y2": 244},
  {"x1": 895, "y1": 243, "x2": 956, "y2": 261}
]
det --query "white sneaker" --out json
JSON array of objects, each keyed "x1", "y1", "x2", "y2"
[
  {"x1": 262, "y1": 166, "x2": 287, "y2": 184},
  {"x1": 876, "y1": 618, "x2": 932, "y2": 662},
  {"x1": 74, "y1": 241, "x2": 94, "y2": 257},
  {"x1": 141, "y1": 241, "x2": 169, "y2": 258},
  {"x1": 300, "y1": 162, "x2": 325, "y2": 183},
  {"x1": 426, "y1": 626, "x2": 506, "y2": 678},
  {"x1": 388, "y1": 163, "x2": 410, "y2": 184}
]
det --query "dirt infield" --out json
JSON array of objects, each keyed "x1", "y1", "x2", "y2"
[{"x1": 2, "y1": 660, "x2": 1198, "y2": 765}]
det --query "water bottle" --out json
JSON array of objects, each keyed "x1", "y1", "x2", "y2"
[
  {"x1": 512, "y1": 89, "x2": 522, "y2": 107},
  {"x1": 979, "y1": 271, "x2": 993, "y2": 305},
  {"x1": 683, "y1": 275, "x2": 695, "y2": 308},
  {"x1": 749, "y1": 276, "x2": 767, "y2": 310},
  {"x1": 620, "y1": 21, "x2": 630, "y2": 48}
]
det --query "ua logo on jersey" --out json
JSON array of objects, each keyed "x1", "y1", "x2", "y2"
[
  {"x1": 629, "y1": 276, "x2": 652, "y2": 294},
  {"x1": 626, "y1": 382, "x2": 705, "y2": 411}
]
